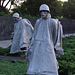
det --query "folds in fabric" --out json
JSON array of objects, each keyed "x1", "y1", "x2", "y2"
[{"x1": 10, "y1": 19, "x2": 34, "y2": 54}]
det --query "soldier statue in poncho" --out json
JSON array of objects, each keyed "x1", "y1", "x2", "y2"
[{"x1": 27, "y1": 4, "x2": 64, "y2": 75}]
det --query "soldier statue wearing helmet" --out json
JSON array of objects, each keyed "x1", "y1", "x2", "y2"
[
  {"x1": 27, "y1": 4, "x2": 64, "y2": 75},
  {"x1": 12, "y1": 12, "x2": 22, "y2": 20},
  {"x1": 10, "y1": 12, "x2": 34, "y2": 54},
  {"x1": 11, "y1": 13, "x2": 22, "y2": 40}
]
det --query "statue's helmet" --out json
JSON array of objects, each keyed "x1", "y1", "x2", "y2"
[
  {"x1": 39, "y1": 4, "x2": 50, "y2": 12},
  {"x1": 12, "y1": 13, "x2": 19, "y2": 18}
]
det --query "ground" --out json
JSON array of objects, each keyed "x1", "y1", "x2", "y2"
[{"x1": 0, "y1": 55, "x2": 26, "y2": 61}]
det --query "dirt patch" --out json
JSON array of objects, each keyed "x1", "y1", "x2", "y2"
[{"x1": 0, "y1": 55, "x2": 26, "y2": 61}]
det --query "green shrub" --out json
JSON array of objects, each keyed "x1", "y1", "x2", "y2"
[
  {"x1": 0, "y1": 47, "x2": 10, "y2": 56},
  {"x1": 0, "y1": 12, "x2": 12, "y2": 17},
  {"x1": 58, "y1": 36, "x2": 75, "y2": 75}
]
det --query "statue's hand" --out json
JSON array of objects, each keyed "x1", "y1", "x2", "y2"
[{"x1": 20, "y1": 47, "x2": 27, "y2": 50}]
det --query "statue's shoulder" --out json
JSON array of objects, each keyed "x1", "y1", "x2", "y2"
[
  {"x1": 50, "y1": 18, "x2": 57, "y2": 25},
  {"x1": 51, "y1": 18, "x2": 57, "y2": 22},
  {"x1": 36, "y1": 18, "x2": 41, "y2": 23},
  {"x1": 35, "y1": 18, "x2": 41, "y2": 26},
  {"x1": 20, "y1": 18, "x2": 31, "y2": 24},
  {"x1": 20, "y1": 18, "x2": 28, "y2": 22}
]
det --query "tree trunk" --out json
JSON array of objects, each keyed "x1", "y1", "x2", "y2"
[
  {"x1": 9, "y1": 4, "x2": 12, "y2": 11},
  {"x1": 2, "y1": 0, "x2": 5, "y2": 7},
  {"x1": 0, "y1": 0, "x2": 1, "y2": 6},
  {"x1": 4, "y1": 0, "x2": 10, "y2": 8}
]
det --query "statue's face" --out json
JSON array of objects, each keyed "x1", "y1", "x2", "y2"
[{"x1": 40, "y1": 11, "x2": 48, "y2": 19}]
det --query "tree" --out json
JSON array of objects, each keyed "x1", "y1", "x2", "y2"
[
  {"x1": 62, "y1": 0, "x2": 75, "y2": 19},
  {"x1": 0, "y1": 0, "x2": 25, "y2": 13},
  {"x1": 12, "y1": 0, "x2": 62, "y2": 18},
  {"x1": 0, "y1": 0, "x2": 12, "y2": 13}
]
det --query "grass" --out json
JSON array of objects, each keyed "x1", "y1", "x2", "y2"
[
  {"x1": 0, "y1": 35, "x2": 75, "y2": 75},
  {"x1": 0, "y1": 59, "x2": 27, "y2": 75}
]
